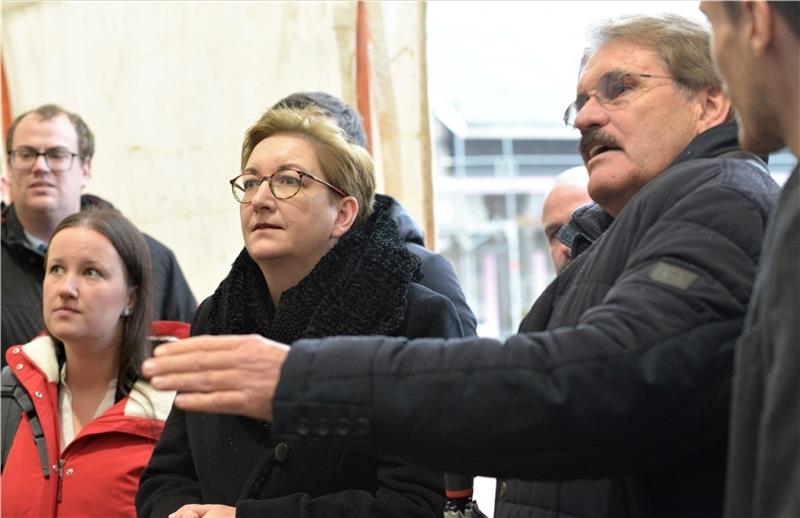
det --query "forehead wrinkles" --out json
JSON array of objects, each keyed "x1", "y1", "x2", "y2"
[{"x1": 577, "y1": 43, "x2": 665, "y2": 93}]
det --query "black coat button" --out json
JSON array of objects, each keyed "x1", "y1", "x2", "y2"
[
  {"x1": 355, "y1": 417, "x2": 370, "y2": 436},
  {"x1": 274, "y1": 442, "x2": 289, "y2": 462},
  {"x1": 335, "y1": 418, "x2": 351, "y2": 436},
  {"x1": 297, "y1": 417, "x2": 311, "y2": 436},
  {"x1": 316, "y1": 417, "x2": 331, "y2": 436}
]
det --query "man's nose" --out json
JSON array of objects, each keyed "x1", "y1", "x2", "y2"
[
  {"x1": 31, "y1": 153, "x2": 52, "y2": 174},
  {"x1": 574, "y1": 95, "x2": 610, "y2": 132}
]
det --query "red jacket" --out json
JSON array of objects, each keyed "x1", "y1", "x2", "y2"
[{"x1": 1, "y1": 332, "x2": 180, "y2": 518}]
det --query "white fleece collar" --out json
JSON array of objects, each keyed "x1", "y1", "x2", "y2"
[
  {"x1": 21, "y1": 335, "x2": 175, "y2": 421},
  {"x1": 21, "y1": 335, "x2": 61, "y2": 382}
]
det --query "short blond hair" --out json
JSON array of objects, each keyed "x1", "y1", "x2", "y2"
[{"x1": 241, "y1": 107, "x2": 375, "y2": 227}]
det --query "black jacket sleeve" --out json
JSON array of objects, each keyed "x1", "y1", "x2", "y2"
[{"x1": 272, "y1": 168, "x2": 775, "y2": 481}]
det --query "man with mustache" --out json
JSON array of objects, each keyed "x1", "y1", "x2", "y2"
[
  {"x1": 2, "y1": 104, "x2": 197, "y2": 365},
  {"x1": 143, "y1": 15, "x2": 779, "y2": 517},
  {"x1": 699, "y1": 1, "x2": 800, "y2": 516}
]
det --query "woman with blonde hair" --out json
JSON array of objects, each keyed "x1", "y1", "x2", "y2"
[{"x1": 138, "y1": 106, "x2": 463, "y2": 518}]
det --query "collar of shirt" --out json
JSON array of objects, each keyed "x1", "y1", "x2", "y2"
[
  {"x1": 58, "y1": 362, "x2": 118, "y2": 453},
  {"x1": 23, "y1": 229, "x2": 48, "y2": 255}
]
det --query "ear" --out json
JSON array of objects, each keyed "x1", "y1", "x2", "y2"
[
  {"x1": 742, "y1": 0, "x2": 775, "y2": 56},
  {"x1": 80, "y1": 157, "x2": 92, "y2": 190},
  {"x1": 694, "y1": 85, "x2": 733, "y2": 133},
  {"x1": 126, "y1": 285, "x2": 138, "y2": 313},
  {"x1": 330, "y1": 196, "x2": 359, "y2": 239}
]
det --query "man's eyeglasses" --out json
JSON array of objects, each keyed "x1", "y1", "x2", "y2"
[
  {"x1": 563, "y1": 71, "x2": 674, "y2": 127},
  {"x1": 230, "y1": 168, "x2": 348, "y2": 204},
  {"x1": 8, "y1": 147, "x2": 79, "y2": 172}
]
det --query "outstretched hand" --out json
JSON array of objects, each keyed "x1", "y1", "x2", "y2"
[{"x1": 142, "y1": 334, "x2": 289, "y2": 421}]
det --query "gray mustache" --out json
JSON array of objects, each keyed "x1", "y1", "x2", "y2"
[{"x1": 580, "y1": 130, "x2": 622, "y2": 164}]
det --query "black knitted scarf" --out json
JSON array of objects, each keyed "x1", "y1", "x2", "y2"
[{"x1": 203, "y1": 203, "x2": 421, "y2": 343}]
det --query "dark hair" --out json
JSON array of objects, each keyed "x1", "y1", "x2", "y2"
[
  {"x1": 45, "y1": 208, "x2": 153, "y2": 401},
  {"x1": 272, "y1": 92, "x2": 368, "y2": 148},
  {"x1": 723, "y1": 1, "x2": 800, "y2": 38},
  {"x1": 6, "y1": 104, "x2": 95, "y2": 160}
]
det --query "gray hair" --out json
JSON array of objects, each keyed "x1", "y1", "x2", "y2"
[{"x1": 581, "y1": 14, "x2": 722, "y2": 95}]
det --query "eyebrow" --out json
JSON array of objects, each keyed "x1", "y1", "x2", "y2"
[
  {"x1": 577, "y1": 68, "x2": 629, "y2": 95},
  {"x1": 46, "y1": 257, "x2": 104, "y2": 268},
  {"x1": 243, "y1": 162, "x2": 308, "y2": 174},
  {"x1": 14, "y1": 145, "x2": 73, "y2": 152}
]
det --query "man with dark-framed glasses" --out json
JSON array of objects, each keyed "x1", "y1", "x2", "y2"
[
  {"x1": 8, "y1": 148, "x2": 79, "y2": 172},
  {"x1": 2, "y1": 104, "x2": 197, "y2": 364},
  {"x1": 143, "y1": 14, "x2": 779, "y2": 518}
]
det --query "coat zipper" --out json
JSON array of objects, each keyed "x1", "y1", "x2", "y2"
[{"x1": 56, "y1": 459, "x2": 65, "y2": 503}]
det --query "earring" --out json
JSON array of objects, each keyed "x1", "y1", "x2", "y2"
[{"x1": 122, "y1": 307, "x2": 132, "y2": 317}]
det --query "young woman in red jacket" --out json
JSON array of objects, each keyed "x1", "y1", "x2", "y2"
[{"x1": 1, "y1": 208, "x2": 181, "y2": 517}]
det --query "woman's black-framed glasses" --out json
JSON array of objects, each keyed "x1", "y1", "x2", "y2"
[{"x1": 230, "y1": 168, "x2": 348, "y2": 204}]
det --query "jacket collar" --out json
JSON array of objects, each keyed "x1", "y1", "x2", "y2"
[
  {"x1": 557, "y1": 121, "x2": 747, "y2": 260},
  {"x1": 2, "y1": 204, "x2": 44, "y2": 257},
  {"x1": 2, "y1": 194, "x2": 116, "y2": 258},
  {"x1": 17, "y1": 335, "x2": 173, "y2": 421},
  {"x1": 374, "y1": 193, "x2": 426, "y2": 247},
  {"x1": 556, "y1": 203, "x2": 613, "y2": 260},
  {"x1": 668, "y1": 121, "x2": 752, "y2": 167}
]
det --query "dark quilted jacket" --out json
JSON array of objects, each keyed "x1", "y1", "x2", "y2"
[{"x1": 271, "y1": 122, "x2": 779, "y2": 518}]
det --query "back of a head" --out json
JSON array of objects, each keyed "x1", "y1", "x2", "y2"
[
  {"x1": 542, "y1": 166, "x2": 591, "y2": 222},
  {"x1": 552, "y1": 166, "x2": 590, "y2": 190},
  {"x1": 272, "y1": 92, "x2": 367, "y2": 148},
  {"x1": 542, "y1": 167, "x2": 592, "y2": 272}
]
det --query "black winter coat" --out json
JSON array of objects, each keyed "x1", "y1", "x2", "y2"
[
  {"x1": 137, "y1": 205, "x2": 463, "y2": 518},
  {"x1": 1, "y1": 196, "x2": 196, "y2": 364},
  {"x1": 269, "y1": 123, "x2": 779, "y2": 517},
  {"x1": 376, "y1": 194, "x2": 477, "y2": 336}
]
